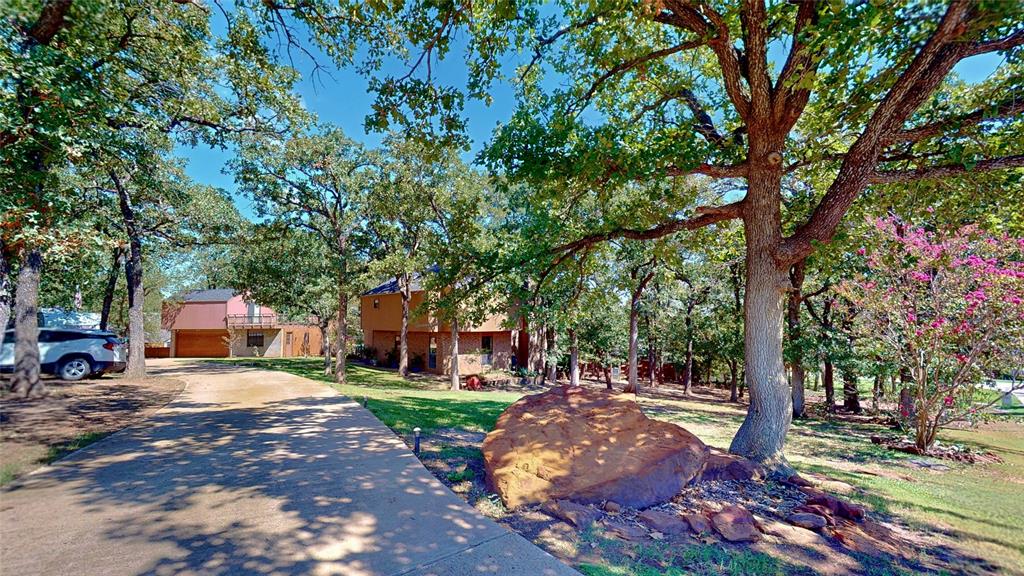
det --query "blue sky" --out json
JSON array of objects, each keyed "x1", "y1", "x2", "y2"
[{"x1": 179, "y1": 22, "x2": 1004, "y2": 221}]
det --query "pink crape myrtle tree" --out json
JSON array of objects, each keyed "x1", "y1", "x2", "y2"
[{"x1": 841, "y1": 216, "x2": 1024, "y2": 452}]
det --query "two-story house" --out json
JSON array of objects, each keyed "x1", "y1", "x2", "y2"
[
  {"x1": 162, "y1": 289, "x2": 322, "y2": 358},
  {"x1": 360, "y1": 276, "x2": 524, "y2": 375}
]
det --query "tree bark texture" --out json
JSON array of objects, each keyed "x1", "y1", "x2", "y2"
[
  {"x1": 843, "y1": 372, "x2": 862, "y2": 413},
  {"x1": 626, "y1": 269, "x2": 653, "y2": 394},
  {"x1": 12, "y1": 249, "x2": 43, "y2": 396},
  {"x1": 123, "y1": 238, "x2": 145, "y2": 378},
  {"x1": 115, "y1": 175, "x2": 146, "y2": 379},
  {"x1": 100, "y1": 247, "x2": 123, "y2": 331},
  {"x1": 398, "y1": 273, "x2": 410, "y2": 378},
  {"x1": 824, "y1": 361, "x2": 835, "y2": 410},
  {"x1": 728, "y1": 166, "x2": 793, "y2": 474}
]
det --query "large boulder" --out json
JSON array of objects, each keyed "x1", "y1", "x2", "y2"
[{"x1": 483, "y1": 385, "x2": 709, "y2": 509}]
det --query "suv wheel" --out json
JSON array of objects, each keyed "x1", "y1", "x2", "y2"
[{"x1": 59, "y1": 357, "x2": 92, "y2": 381}]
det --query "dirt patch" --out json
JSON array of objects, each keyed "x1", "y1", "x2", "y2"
[{"x1": 0, "y1": 375, "x2": 185, "y2": 484}]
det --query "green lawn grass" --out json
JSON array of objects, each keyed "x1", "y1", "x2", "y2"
[
  {"x1": 214, "y1": 358, "x2": 522, "y2": 433},
  {"x1": 219, "y1": 357, "x2": 1024, "y2": 575}
]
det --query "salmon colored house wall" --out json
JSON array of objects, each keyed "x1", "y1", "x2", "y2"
[{"x1": 360, "y1": 284, "x2": 522, "y2": 375}]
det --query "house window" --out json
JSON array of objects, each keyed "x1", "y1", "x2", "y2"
[
  {"x1": 373, "y1": 299, "x2": 380, "y2": 309},
  {"x1": 481, "y1": 335, "x2": 493, "y2": 366},
  {"x1": 247, "y1": 331, "x2": 264, "y2": 347}
]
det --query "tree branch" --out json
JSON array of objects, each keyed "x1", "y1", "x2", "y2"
[
  {"x1": 868, "y1": 154, "x2": 1024, "y2": 184},
  {"x1": 772, "y1": 0, "x2": 821, "y2": 129},
  {"x1": 883, "y1": 100, "x2": 1024, "y2": 144},
  {"x1": 964, "y1": 29, "x2": 1024, "y2": 57},
  {"x1": 574, "y1": 40, "x2": 705, "y2": 112},
  {"x1": 657, "y1": 1, "x2": 751, "y2": 120},
  {"x1": 26, "y1": 0, "x2": 73, "y2": 46},
  {"x1": 552, "y1": 200, "x2": 744, "y2": 256}
]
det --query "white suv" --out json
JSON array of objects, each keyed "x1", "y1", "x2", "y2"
[{"x1": 0, "y1": 328, "x2": 127, "y2": 381}]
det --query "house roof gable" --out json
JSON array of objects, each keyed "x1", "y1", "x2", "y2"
[{"x1": 183, "y1": 288, "x2": 236, "y2": 303}]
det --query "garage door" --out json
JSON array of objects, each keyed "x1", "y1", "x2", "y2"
[{"x1": 175, "y1": 330, "x2": 229, "y2": 357}]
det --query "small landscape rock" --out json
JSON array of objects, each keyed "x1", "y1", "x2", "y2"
[
  {"x1": 540, "y1": 499, "x2": 601, "y2": 528},
  {"x1": 711, "y1": 504, "x2": 761, "y2": 542},
  {"x1": 603, "y1": 501, "x2": 622, "y2": 513},
  {"x1": 787, "y1": 512, "x2": 828, "y2": 530},
  {"x1": 684, "y1": 512, "x2": 712, "y2": 534},
  {"x1": 805, "y1": 493, "x2": 866, "y2": 522},
  {"x1": 695, "y1": 449, "x2": 764, "y2": 483},
  {"x1": 786, "y1": 474, "x2": 816, "y2": 488},
  {"x1": 602, "y1": 520, "x2": 648, "y2": 542},
  {"x1": 793, "y1": 504, "x2": 837, "y2": 526},
  {"x1": 638, "y1": 509, "x2": 690, "y2": 535}
]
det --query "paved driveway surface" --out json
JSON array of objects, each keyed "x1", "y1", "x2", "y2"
[{"x1": 0, "y1": 360, "x2": 577, "y2": 576}]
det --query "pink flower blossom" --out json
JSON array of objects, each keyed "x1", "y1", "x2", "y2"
[
  {"x1": 944, "y1": 396, "x2": 954, "y2": 407},
  {"x1": 857, "y1": 247, "x2": 866, "y2": 256}
]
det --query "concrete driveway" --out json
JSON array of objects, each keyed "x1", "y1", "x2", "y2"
[{"x1": 0, "y1": 359, "x2": 577, "y2": 576}]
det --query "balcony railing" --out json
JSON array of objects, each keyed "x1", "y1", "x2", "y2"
[{"x1": 227, "y1": 314, "x2": 278, "y2": 328}]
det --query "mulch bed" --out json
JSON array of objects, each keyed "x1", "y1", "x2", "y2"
[{"x1": 870, "y1": 435, "x2": 1003, "y2": 464}]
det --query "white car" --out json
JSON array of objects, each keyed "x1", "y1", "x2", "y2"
[{"x1": 0, "y1": 328, "x2": 127, "y2": 381}]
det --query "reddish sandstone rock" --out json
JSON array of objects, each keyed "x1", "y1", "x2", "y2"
[
  {"x1": 805, "y1": 493, "x2": 866, "y2": 522},
  {"x1": 483, "y1": 386, "x2": 709, "y2": 509},
  {"x1": 638, "y1": 509, "x2": 690, "y2": 535},
  {"x1": 541, "y1": 499, "x2": 601, "y2": 528},
  {"x1": 694, "y1": 449, "x2": 764, "y2": 483},
  {"x1": 787, "y1": 512, "x2": 828, "y2": 530},
  {"x1": 684, "y1": 512, "x2": 712, "y2": 535},
  {"x1": 711, "y1": 505, "x2": 761, "y2": 542}
]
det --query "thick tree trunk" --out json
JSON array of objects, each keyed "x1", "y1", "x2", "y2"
[
  {"x1": 729, "y1": 169, "x2": 792, "y2": 473},
  {"x1": 625, "y1": 272, "x2": 652, "y2": 394},
  {"x1": 843, "y1": 372, "x2": 862, "y2": 413},
  {"x1": 682, "y1": 306, "x2": 694, "y2": 394},
  {"x1": 569, "y1": 328, "x2": 579, "y2": 386},
  {"x1": 123, "y1": 237, "x2": 145, "y2": 378},
  {"x1": 398, "y1": 273, "x2": 410, "y2": 378},
  {"x1": 823, "y1": 361, "x2": 836, "y2": 411},
  {"x1": 115, "y1": 176, "x2": 146, "y2": 379},
  {"x1": 528, "y1": 323, "x2": 544, "y2": 376},
  {"x1": 99, "y1": 247, "x2": 123, "y2": 331},
  {"x1": 449, "y1": 317, "x2": 460, "y2": 390},
  {"x1": 603, "y1": 363, "x2": 612, "y2": 390},
  {"x1": 12, "y1": 249, "x2": 43, "y2": 396}
]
